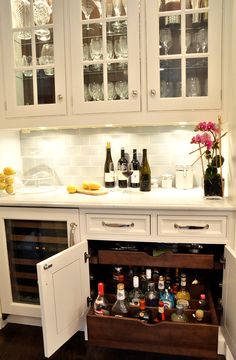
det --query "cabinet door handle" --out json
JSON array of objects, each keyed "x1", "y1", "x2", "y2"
[
  {"x1": 57, "y1": 94, "x2": 63, "y2": 101},
  {"x1": 174, "y1": 223, "x2": 209, "y2": 230},
  {"x1": 69, "y1": 222, "x2": 77, "y2": 247},
  {"x1": 43, "y1": 264, "x2": 52, "y2": 270},
  {"x1": 131, "y1": 90, "x2": 138, "y2": 97},
  {"x1": 102, "y1": 221, "x2": 134, "y2": 228},
  {"x1": 150, "y1": 89, "x2": 156, "y2": 96}
]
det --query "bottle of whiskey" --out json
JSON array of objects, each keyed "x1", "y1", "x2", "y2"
[
  {"x1": 141, "y1": 268, "x2": 152, "y2": 293},
  {"x1": 154, "y1": 300, "x2": 165, "y2": 323},
  {"x1": 111, "y1": 283, "x2": 129, "y2": 317},
  {"x1": 94, "y1": 282, "x2": 110, "y2": 316},
  {"x1": 171, "y1": 304, "x2": 188, "y2": 323},
  {"x1": 137, "y1": 298, "x2": 152, "y2": 323},
  {"x1": 176, "y1": 273, "x2": 190, "y2": 309},
  {"x1": 145, "y1": 282, "x2": 158, "y2": 307},
  {"x1": 129, "y1": 276, "x2": 143, "y2": 306}
]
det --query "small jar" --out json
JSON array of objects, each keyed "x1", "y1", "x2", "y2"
[
  {"x1": 161, "y1": 174, "x2": 173, "y2": 189},
  {"x1": 175, "y1": 165, "x2": 193, "y2": 189}
]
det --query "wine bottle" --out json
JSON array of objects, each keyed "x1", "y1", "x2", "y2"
[
  {"x1": 94, "y1": 282, "x2": 110, "y2": 316},
  {"x1": 145, "y1": 282, "x2": 158, "y2": 307},
  {"x1": 104, "y1": 142, "x2": 115, "y2": 188},
  {"x1": 128, "y1": 276, "x2": 143, "y2": 306},
  {"x1": 140, "y1": 149, "x2": 151, "y2": 192},
  {"x1": 136, "y1": 298, "x2": 152, "y2": 323},
  {"x1": 130, "y1": 149, "x2": 140, "y2": 188},
  {"x1": 117, "y1": 148, "x2": 128, "y2": 188}
]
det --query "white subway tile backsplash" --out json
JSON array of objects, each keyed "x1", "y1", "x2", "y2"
[{"x1": 20, "y1": 125, "x2": 203, "y2": 186}]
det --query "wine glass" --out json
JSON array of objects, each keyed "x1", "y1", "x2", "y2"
[
  {"x1": 186, "y1": 76, "x2": 201, "y2": 97},
  {"x1": 33, "y1": 0, "x2": 52, "y2": 41},
  {"x1": 119, "y1": 35, "x2": 128, "y2": 58},
  {"x1": 108, "y1": 82, "x2": 117, "y2": 100},
  {"x1": 90, "y1": 37, "x2": 103, "y2": 60},
  {"x1": 40, "y1": 43, "x2": 54, "y2": 76},
  {"x1": 107, "y1": 40, "x2": 114, "y2": 59},
  {"x1": 13, "y1": 0, "x2": 31, "y2": 40},
  {"x1": 106, "y1": 0, "x2": 113, "y2": 34},
  {"x1": 159, "y1": 28, "x2": 172, "y2": 55},
  {"x1": 198, "y1": 28, "x2": 208, "y2": 53},
  {"x1": 21, "y1": 55, "x2": 33, "y2": 77},
  {"x1": 81, "y1": 0, "x2": 95, "y2": 30},
  {"x1": 115, "y1": 81, "x2": 128, "y2": 99},
  {"x1": 92, "y1": 0, "x2": 102, "y2": 16},
  {"x1": 88, "y1": 82, "x2": 104, "y2": 101},
  {"x1": 112, "y1": 0, "x2": 122, "y2": 29},
  {"x1": 121, "y1": 0, "x2": 127, "y2": 14}
]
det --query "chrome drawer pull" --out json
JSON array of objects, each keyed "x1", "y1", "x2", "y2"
[
  {"x1": 174, "y1": 223, "x2": 209, "y2": 230},
  {"x1": 102, "y1": 221, "x2": 134, "y2": 228}
]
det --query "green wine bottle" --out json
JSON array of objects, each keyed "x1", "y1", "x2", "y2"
[{"x1": 140, "y1": 149, "x2": 151, "y2": 192}]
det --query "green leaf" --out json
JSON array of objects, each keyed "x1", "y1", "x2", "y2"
[{"x1": 204, "y1": 166, "x2": 217, "y2": 180}]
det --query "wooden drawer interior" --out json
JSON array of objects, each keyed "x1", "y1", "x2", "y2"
[{"x1": 87, "y1": 287, "x2": 218, "y2": 359}]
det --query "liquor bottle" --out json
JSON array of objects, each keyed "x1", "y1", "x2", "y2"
[
  {"x1": 129, "y1": 276, "x2": 143, "y2": 306},
  {"x1": 137, "y1": 298, "x2": 152, "y2": 323},
  {"x1": 158, "y1": 275, "x2": 165, "y2": 296},
  {"x1": 140, "y1": 149, "x2": 151, "y2": 192},
  {"x1": 104, "y1": 142, "x2": 115, "y2": 188},
  {"x1": 94, "y1": 282, "x2": 110, "y2": 316},
  {"x1": 154, "y1": 300, "x2": 165, "y2": 322},
  {"x1": 145, "y1": 282, "x2": 158, "y2": 307},
  {"x1": 176, "y1": 273, "x2": 191, "y2": 309},
  {"x1": 111, "y1": 283, "x2": 129, "y2": 317},
  {"x1": 165, "y1": 268, "x2": 172, "y2": 289},
  {"x1": 130, "y1": 149, "x2": 140, "y2": 188},
  {"x1": 198, "y1": 293, "x2": 207, "y2": 309},
  {"x1": 112, "y1": 266, "x2": 125, "y2": 292},
  {"x1": 171, "y1": 304, "x2": 188, "y2": 323},
  {"x1": 117, "y1": 147, "x2": 128, "y2": 188},
  {"x1": 141, "y1": 268, "x2": 152, "y2": 294},
  {"x1": 159, "y1": 288, "x2": 175, "y2": 309}
]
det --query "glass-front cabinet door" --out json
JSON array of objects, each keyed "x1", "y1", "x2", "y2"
[
  {"x1": 70, "y1": 0, "x2": 140, "y2": 114},
  {"x1": 146, "y1": 0, "x2": 222, "y2": 111},
  {"x1": 1, "y1": 0, "x2": 66, "y2": 117}
]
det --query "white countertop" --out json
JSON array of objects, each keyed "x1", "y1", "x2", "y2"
[{"x1": 0, "y1": 186, "x2": 234, "y2": 211}]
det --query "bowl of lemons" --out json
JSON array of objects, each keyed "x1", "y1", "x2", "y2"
[{"x1": 0, "y1": 167, "x2": 16, "y2": 196}]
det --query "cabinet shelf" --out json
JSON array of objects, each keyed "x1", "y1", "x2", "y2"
[{"x1": 97, "y1": 250, "x2": 214, "y2": 269}]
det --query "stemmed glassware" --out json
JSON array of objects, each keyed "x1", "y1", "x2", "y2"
[
  {"x1": 121, "y1": 0, "x2": 127, "y2": 14},
  {"x1": 106, "y1": 0, "x2": 113, "y2": 34},
  {"x1": 115, "y1": 81, "x2": 128, "y2": 99},
  {"x1": 13, "y1": 0, "x2": 31, "y2": 40},
  {"x1": 33, "y1": 0, "x2": 52, "y2": 41},
  {"x1": 81, "y1": 0, "x2": 95, "y2": 30},
  {"x1": 92, "y1": 0, "x2": 102, "y2": 17},
  {"x1": 159, "y1": 28, "x2": 172, "y2": 55},
  {"x1": 112, "y1": 0, "x2": 122, "y2": 29},
  {"x1": 108, "y1": 82, "x2": 117, "y2": 100},
  {"x1": 88, "y1": 82, "x2": 104, "y2": 101},
  {"x1": 39, "y1": 43, "x2": 54, "y2": 76},
  {"x1": 89, "y1": 37, "x2": 103, "y2": 60}
]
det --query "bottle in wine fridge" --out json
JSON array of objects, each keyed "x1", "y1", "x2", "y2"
[
  {"x1": 140, "y1": 149, "x2": 151, "y2": 192},
  {"x1": 117, "y1": 147, "x2": 128, "y2": 188},
  {"x1": 94, "y1": 282, "x2": 110, "y2": 316},
  {"x1": 104, "y1": 142, "x2": 115, "y2": 188},
  {"x1": 130, "y1": 149, "x2": 140, "y2": 188}
]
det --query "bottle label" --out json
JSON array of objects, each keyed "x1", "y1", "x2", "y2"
[
  {"x1": 105, "y1": 171, "x2": 115, "y2": 182},
  {"x1": 118, "y1": 170, "x2": 127, "y2": 181},
  {"x1": 131, "y1": 170, "x2": 140, "y2": 184},
  {"x1": 176, "y1": 299, "x2": 189, "y2": 309},
  {"x1": 140, "y1": 175, "x2": 151, "y2": 191},
  {"x1": 117, "y1": 289, "x2": 125, "y2": 300},
  {"x1": 130, "y1": 297, "x2": 140, "y2": 306},
  {"x1": 158, "y1": 280, "x2": 165, "y2": 290},
  {"x1": 94, "y1": 308, "x2": 110, "y2": 316}
]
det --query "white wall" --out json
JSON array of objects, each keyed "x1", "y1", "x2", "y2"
[{"x1": 0, "y1": 130, "x2": 22, "y2": 175}]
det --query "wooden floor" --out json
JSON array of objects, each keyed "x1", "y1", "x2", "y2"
[{"x1": 0, "y1": 324, "x2": 226, "y2": 360}]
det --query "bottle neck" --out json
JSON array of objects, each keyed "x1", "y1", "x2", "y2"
[
  {"x1": 98, "y1": 283, "x2": 104, "y2": 296},
  {"x1": 133, "y1": 149, "x2": 137, "y2": 161},
  {"x1": 142, "y1": 149, "x2": 147, "y2": 162}
]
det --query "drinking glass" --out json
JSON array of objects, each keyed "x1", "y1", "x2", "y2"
[
  {"x1": 119, "y1": 36, "x2": 128, "y2": 58},
  {"x1": 160, "y1": 80, "x2": 174, "y2": 98},
  {"x1": 107, "y1": 40, "x2": 114, "y2": 59},
  {"x1": 112, "y1": 0, "x2": 122, "y2": 16},
  {"x1": 88, "y1": 82, "x2": 104, "y2": 101},
  {"x1": 106, "y1": 0, "x2": 113, "y2": 34},
  {"x1": 92, "y1": 0, "x2": 102, "y2": 16},
  {"x1": 13, "y1": 0, "x2": 31, "y2": 40},
  {"x1": 108, "y1": 82, "x2": 117, "y2": 100},
  {"x1": 81, "y1": 0, "x2": 95, "y2": 30},
  {"x1": 90, "y1": 37, "x2": 103, "y2": 60},
  {"x1": 40, "y1": 43, "x2": 54, "y2": 76},
  {"x1": 83, "y1": 42, "x2": 90, "y2": 60},
  {"x1": 22, "y1": 55, "x2": 33, "y2": 77},
  {"x1": 198, "y1": 28, "x2": 208, "y2": 53},
  {"x1": 114, "y1": 38, "x2": 121, "y2": 58},
  {"x1": 159, "y1": 28, "x2": 172, "y2": 55},
  {"x1": 186, "y1": 76, "x2": 201, "y2": 96},
  {"x1": 84, "y1": 83, "x2": 92, "y2": 101},
  {"x1": 185, "y1": 31, "x2": 191, "y2": 52},
  {"x1": 115, "y1": 81, "x2": 128, "y2": 99}
]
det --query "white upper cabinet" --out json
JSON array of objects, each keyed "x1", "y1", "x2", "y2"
[
  {"x1": 69, "y1": 0, "x2": 140, "y2": 114},
  {"x1": 146, "y1": 0, "x2": 222, "y2": 111},
  {"x1": 1, "y1": 0, "x2": 66, "y2": 117}
]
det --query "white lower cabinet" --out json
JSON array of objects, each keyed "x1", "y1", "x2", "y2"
[{"x1": 36, "y1": 209, "x2": 236, "y2": 359}]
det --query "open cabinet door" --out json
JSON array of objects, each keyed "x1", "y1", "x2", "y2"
[
  {"x1": 222, "y1": 245, "x2": 236, "y2": 359},
  {"x1": 37, "y1": 242, "x2": 90, "y2": 358}
]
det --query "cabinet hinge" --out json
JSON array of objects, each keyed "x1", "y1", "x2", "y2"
[
  {"x1": 87, "y1": 296, "x2": 93, "y2": 307},
  {"x1": 219, "y1": 257, "x2": 226, "y2": 269},
  {"x1": 84, "y1": 252, "x2": 91, "y2": 263}
]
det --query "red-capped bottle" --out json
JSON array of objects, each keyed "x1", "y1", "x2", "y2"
[{"x1": 94, "y1": 282, "x2": 110, "y2": 316}]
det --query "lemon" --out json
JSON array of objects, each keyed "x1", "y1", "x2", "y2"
[
  {"x1": 195, "y1": 309, "x2": 204, "y2": 320},
  {"x1": 66, "y1": 184, "x2": 77, "y2": 194},
  {"x1": 3, "y1": 167, "x2": 16, "y2": 176},
  {"x1": 0, "y1": 182, "x2": 7, "y2": 190},
  {"x1": 5, "y1": 176, "x2": 14, "y2": 185},
  {"x1": 82, "y1": 181, "x2": 90, "y2": 190},
  {"x1": 5, "y1": 185, "x2": 14, "y2": 194}
]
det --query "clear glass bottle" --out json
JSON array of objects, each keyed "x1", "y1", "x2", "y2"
[
  {"x1": 130, "y1": 149, "x2": 140, "y2": 188},
  {"x1": 104, "y1": 142, "x2": 115, "y2": 188},
  {"x1": 129, "y1": 275, "x2": 143, "y2": 306},
  {"x1": 159, "y1": 288, "x2": 175, "y2": 309},
  {"x1": 117, "y1": 148, "x2": 128, "y2": 188},
  {"x1": 158, "y1": 274, "x2": 165, "y2": 296},
  {"x1": 112, "y1": 266, "x2": 125, "y2": 292},
  {"x1": 145, "y1": 282, "x2": 158, "y2": 307},
  {"x1": 171, "y1": 304, "x2": 188, "y2": 323},
  {"x1": 141, "y1": 268, "x2": 152, "y2": 294},
  {"x1": 140, "y1": 149, "x2": 151, "y2": 192},
  {"x1": 94, "y1": 282, "x2": 110, "y2": 316},
  {"x1": 176, "y1": 273, "x2": 191, "y2": 309},
  {"x1": 111, "y1": 283, "x2": 129, "y2": 317}
]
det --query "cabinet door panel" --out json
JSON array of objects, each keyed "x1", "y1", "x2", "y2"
[
  {"x1": 37, "y1": 242, "x2": 90, "y2": 358},
  {"x1": 222, "y1": 246, "x2": 236, "y2": 359}
]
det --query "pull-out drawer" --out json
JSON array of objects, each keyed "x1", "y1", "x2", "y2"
[
  {"x1": 158, "y1": 215, "x2": 227, "y2": 241},
  {"x1": 85, "y1": 213, "x2": 151, "y2": 239},
  {"x1": 87, "y1": 288, "x2": 218, "y2": 359}
]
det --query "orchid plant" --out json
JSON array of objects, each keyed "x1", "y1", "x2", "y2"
[{"x1": 190, "y1": 117, "x2": 227, "y2": 182}]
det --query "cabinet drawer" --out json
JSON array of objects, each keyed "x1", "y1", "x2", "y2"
[
  {"x1": 87, "y1": 289, "x2": 218, "y2": 359},
  {"x1": 158, "y1": 215, "x2": 227, "y2": 239},
  {"x1": 86, "y1": 214, "x2": 151, "y2": 237}
]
